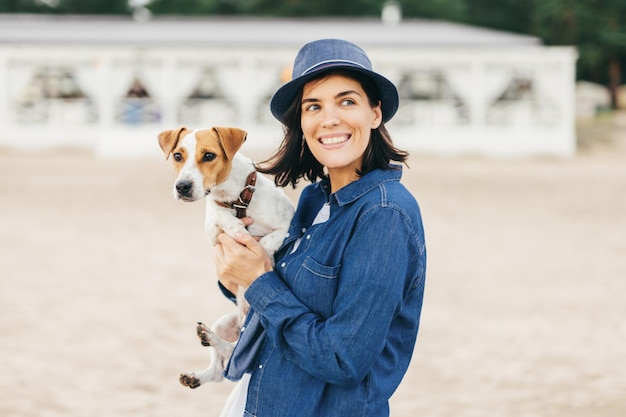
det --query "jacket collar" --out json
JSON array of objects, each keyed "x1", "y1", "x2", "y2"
[{"x1": 321, "y1": 165, "x2": 403, "y2": 206}]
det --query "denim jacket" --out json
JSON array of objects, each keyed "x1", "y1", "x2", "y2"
[{"x1": 229, "y1": 166, "x2": 426, "y2": 417}]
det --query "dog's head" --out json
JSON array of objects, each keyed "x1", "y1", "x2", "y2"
[{"x1": 157, "y1": 126, "x2": 248, "y2": 201}]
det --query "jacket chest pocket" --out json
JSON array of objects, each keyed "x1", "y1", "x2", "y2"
[{"x1": 292, "y1": 256, "x2": 341, "y2": 318}]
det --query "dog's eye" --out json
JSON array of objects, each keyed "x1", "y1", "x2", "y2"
[
  {"x1": 203, "y1": 152, "x2": 216, "y2": 162},
  {"x1": 172, "y1": 152, "x2": 183, "y2": 162}
]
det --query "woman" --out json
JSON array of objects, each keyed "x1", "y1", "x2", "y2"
[{"x1": 215, "y1": 38, "x2": 426, "y2": 417}]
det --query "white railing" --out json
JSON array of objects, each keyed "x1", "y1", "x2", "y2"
[{"x1": 0, "y1": 44, "x2": 577, "y2": 157}]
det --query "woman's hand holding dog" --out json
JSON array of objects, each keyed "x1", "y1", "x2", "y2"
[{"x1": 214, "y1": 218, "x2": 273, "y2": 291}]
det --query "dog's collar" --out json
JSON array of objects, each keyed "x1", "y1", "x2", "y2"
[{"x1": 215, "y1": 171, "x2": 257, "y2": 219}]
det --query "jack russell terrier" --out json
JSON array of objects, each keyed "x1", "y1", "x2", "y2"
[{"x1": 157, "y1": 126, "x2": 294, "y2": 392}]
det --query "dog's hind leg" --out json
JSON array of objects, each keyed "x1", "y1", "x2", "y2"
[
  {"x1": 179, "y1": 347, "x2": 226, "y2": 388},
  {"x1": 178, "y1": 315, "x2": 241, "y2": 389},
  {"x1": 213, "y1": 312, "x2": 242, "y2": 341},
  {"x1": 196, "y1": 321, "x2": 236, "y2": 359}
]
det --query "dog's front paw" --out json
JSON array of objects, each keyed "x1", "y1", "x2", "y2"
[
  {"x1": 196, "y1": 322, "x2": 217, "y2": 347},
  {"x1": 180, "y1": 372, "x2": 202, "y2": 389},
  {"x1": 222, "y1": 219, "x2": 247, "y2": 240}
]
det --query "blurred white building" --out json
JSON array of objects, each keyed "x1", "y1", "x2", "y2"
[{"x1": 0, "y1": 14, "x2": 577, "y2": 157}]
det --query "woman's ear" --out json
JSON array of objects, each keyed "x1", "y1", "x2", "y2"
[{"x1": 371, "y1": 101, "x2": 383, "y2": 129}]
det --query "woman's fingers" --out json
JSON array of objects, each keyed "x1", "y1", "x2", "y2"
[{"x1": 215, "y1": 231, "x2": 272, "y2": 288}]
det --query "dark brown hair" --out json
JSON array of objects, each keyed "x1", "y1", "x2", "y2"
[{"x1": 257, "y1": 69, "x2": 408, "y2": 188}]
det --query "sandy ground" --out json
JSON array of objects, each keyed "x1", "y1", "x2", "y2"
[{"x1": 1, "y1": 129, "x2": 625, "y2": 417}]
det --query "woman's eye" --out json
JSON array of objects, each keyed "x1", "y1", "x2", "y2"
[
  {"x1": 173, "y1": 152, "x2": 182, "y2": 161},
  {"x1": 341, "y1": 98, "x2": 355, "y2": 106},
  {"x1": 305, "y1": 104, "x2": 320, "y2": 112},
  {"x1": 203, "y1": 152, "x2": 216, "y2": 162}
]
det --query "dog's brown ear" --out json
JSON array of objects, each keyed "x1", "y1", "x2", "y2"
[
  {"x1": 158, "y1": 127, "x2": 188, "y2": 160},
  {"x1": 213, "y1": 127, "x2": 247, "y2": 160}
]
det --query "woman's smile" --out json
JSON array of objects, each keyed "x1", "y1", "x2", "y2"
[{"x1": 318, "y1": 133, "x2": 351, "y2": 146}]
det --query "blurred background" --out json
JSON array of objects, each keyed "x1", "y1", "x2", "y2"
[
  {"x1": 0, "y1": 0, "x2": 624, "y2": 156},
  {"x1": 0, "y1": 2, "x2": 625, "y2": 417}
]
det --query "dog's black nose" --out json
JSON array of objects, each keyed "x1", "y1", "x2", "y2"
[{"x1": 176, "y1": 180, "x2": 193, "y2": 196}]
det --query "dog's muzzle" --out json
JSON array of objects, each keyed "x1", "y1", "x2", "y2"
[{"x1": 175, "y1": 180, "x2": 195, "y2": 200}]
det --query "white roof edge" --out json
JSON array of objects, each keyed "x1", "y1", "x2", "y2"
[{"x1": 0, "y1": 14, "x2": 543, "y2": 47}]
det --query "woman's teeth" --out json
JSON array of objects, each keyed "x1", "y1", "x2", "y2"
[{"x1": 320, "y1": 135, "x2": 348, "y2": 145}]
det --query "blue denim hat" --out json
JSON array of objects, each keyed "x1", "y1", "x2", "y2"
[{"x1": 270, "y1": 38, "x2": 399, "y2": 123}]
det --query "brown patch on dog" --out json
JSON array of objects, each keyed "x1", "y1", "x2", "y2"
[
  {"x1": 157, "y1": 126, "x2": 188, "y2": 159},
  {"x1": 193, "y1": 127, "x2": 248, "y2": 191},
  {"x1": 212, "y1": 127, "x2": 247, "y2": 160}
]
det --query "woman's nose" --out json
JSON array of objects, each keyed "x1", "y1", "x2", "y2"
[{"x1": 321, "y1": 107, "x2": 340, "y2": 127}]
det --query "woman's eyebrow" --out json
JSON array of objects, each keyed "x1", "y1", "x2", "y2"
[
  {"x1": 336, "y1": 89, "x2": 361, "y2": 98},
  {"x1": 301, "y1": 97, "x2": 318, "y2": 105},
  {"x1": 302, "y1": 90, "x2": 362, "y2": 104}
]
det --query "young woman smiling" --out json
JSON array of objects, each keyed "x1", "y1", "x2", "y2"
[
  {"x1": 214, "y1": 39, "x2": 427, "y2": 417},
  {"x1": 300, "y1": 73, "x2": 382, "y2": 192}
]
